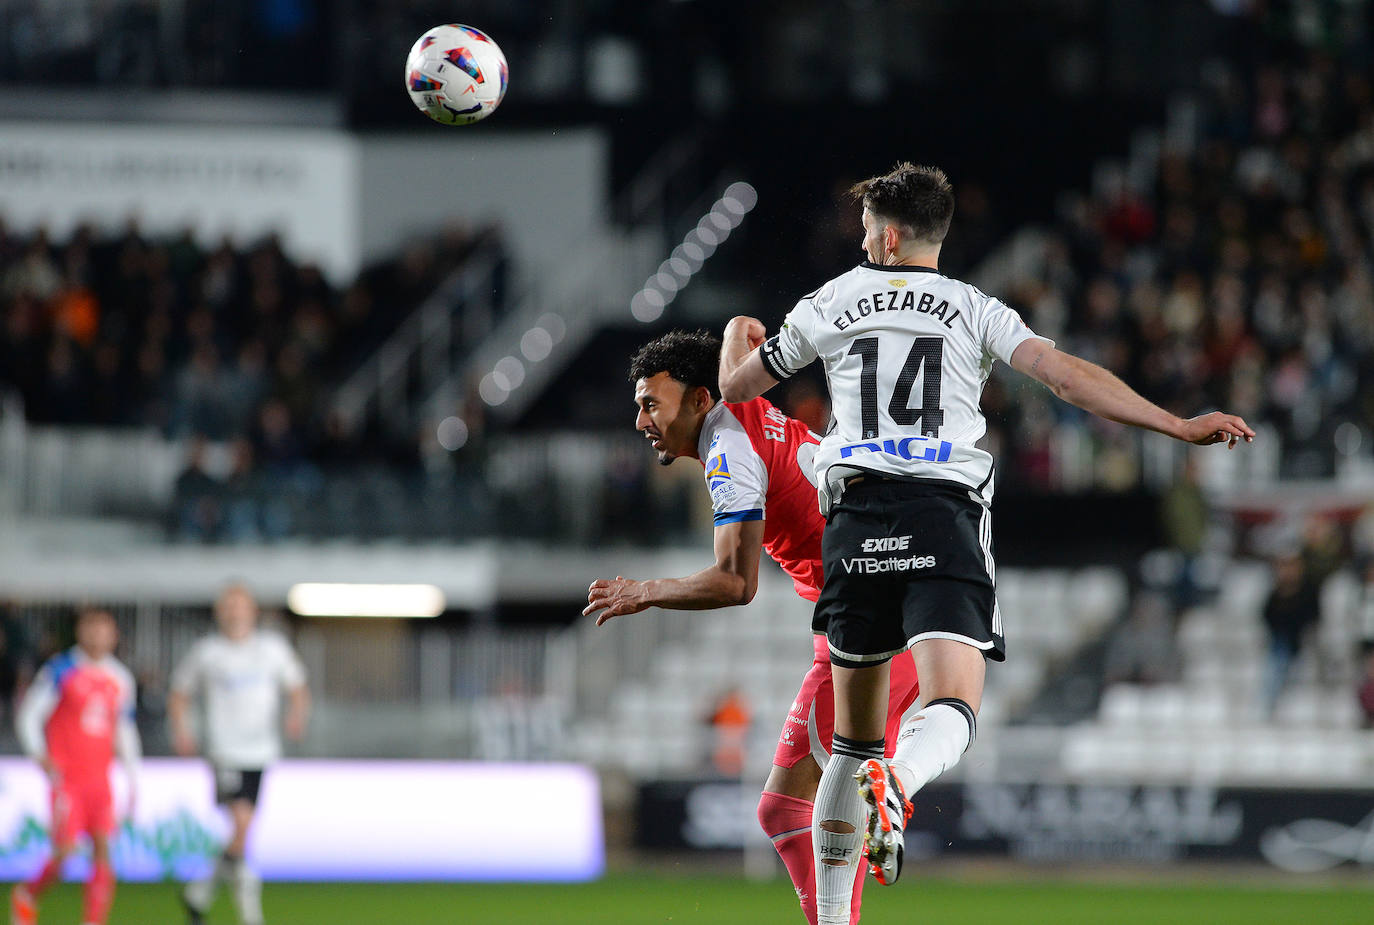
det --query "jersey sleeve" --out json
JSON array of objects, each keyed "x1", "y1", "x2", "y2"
[
  {"x1": 270, "y1": 635, "x2": 307, "y2": 689},
  {"x1": 759, "y1": 292, "x2": 825, "y2": 381},
  {"x1": 169, "y1": 641, "x2": 205, "y2": 695},
  {"x1": 703, "y1": 424, "x2": 770, "y2": 526},
  {"x1": 15, "y1": 661, "x2": 59, "y2": 759},
  {"x1": 979, "y1": 295, "x2": 1051, "y2": 365},
  {"x1": 113, "y1": 663, "x2": 142, "y2": 768}
]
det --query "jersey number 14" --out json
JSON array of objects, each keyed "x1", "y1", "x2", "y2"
[{"x1": 849, "y1": 336, "x2": 944, "y2": 439}]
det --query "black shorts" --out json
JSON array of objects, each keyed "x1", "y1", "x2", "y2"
[
  {"x1": 215, "y1": 767, "x2": 265, "y2": 806},
  {"x1": 813, "y1": 478, "x2": 1004, "y2": 669}
]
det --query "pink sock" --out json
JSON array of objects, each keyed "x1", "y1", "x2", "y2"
[
  {"x1": 26, "y1": 856, "x2": 63, "y2": 897},
  {"x1": 757, "y1": 791, "x2": 868, "y2": 925},
  {"x1": 758, "y1": 791, "x2": 819, "y2": 924},
  {"x1": 849, "y1": 856, "x2": 866, "y2": 925},
  {"x1": 83, "y1": 860, "x2": 115, "y2": 925}
]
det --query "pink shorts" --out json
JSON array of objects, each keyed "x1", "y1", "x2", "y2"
[
  {"x1": 772, "y1": 634, "x2": 921, "y2": 768},
  {"x1": 50, "y1": 775, "x2": 114, "y2": 847}
]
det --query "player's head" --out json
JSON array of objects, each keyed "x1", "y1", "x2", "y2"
[
  {"x1": 849, "y1": 163, "x2": 954, "y2": 264},
  {"x1": 74, "y1": 608, "x2": 117, "y2": 658},
  {"x1": 628, "y1": 329, "x2": 721, "y2": 465},
  {"x1": 215, "y1": 582, "x2": 259, "y2": 640}
]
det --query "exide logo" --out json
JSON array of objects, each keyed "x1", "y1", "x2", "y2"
[{"x1": 861, "y1": 536, "x2": 911, "y2": 553}]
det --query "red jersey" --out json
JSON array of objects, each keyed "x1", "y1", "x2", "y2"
[
  {"x1": 17, "y1": 648, "x2": 136, "y2": 782},
  {"x1": 697, "y1": 396, "x2": 825, "y2": 601}
]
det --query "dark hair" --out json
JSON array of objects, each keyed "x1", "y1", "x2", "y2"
[
  {"x1": 75, "y1": 607, "x2": 114, "y2": 627},
  {"x1": 849, "y1": 162, "x2": 955, "y2": 245},
  {"x1": 628, "y1": 329, "x2": 722, "y2": 400}
]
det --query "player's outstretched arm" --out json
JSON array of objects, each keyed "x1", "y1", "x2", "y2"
[
  {"x1": 1010, "y1": 340, "x2": 1255, "y2": 448},
  {"x1": 719, "y1": 316, "x2": 779, "y2": 403},
  {"x1": 584, "y1": 519, "x2": 766, "y2": 625},
  {"x1": 166, "y1": 689, "x2": 198, "y2": 756}
]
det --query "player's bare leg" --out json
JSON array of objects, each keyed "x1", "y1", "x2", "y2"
[
  {"x1": 184, "y1": 799, "x2": 259, "y2": 925},
  {"x1": 82, "y1": 833, "x2": 115, "y2": 925},
  {"x1": 813, "y1": 662, "x2": 888, "y2": 925},
  {"x1": 889, "y1": 640, "x2": 982, "y2": 796},
  {"x1": 12, "y1": 842, "x2": 71, "y2": 925}
]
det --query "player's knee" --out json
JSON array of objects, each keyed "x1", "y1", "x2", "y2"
[{"x1": 925, "y1": 696, "x2": 978, "y2": 748}]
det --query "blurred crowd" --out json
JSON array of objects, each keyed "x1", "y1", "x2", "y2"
[
  {"x1": 990, "y1": 37, "x2": 1374, "y2": 491},
  {"x1": 0, "y1": 219, "x2": 504, "y2": 538}
]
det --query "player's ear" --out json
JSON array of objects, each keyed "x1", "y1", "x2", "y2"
[{"x1": 884, "y1": 224, "x2": 901, "y2": 255}]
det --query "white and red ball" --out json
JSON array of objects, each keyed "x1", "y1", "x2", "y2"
[{"x1": 404, "y1": 24, "x2": 508, "y2": 126}]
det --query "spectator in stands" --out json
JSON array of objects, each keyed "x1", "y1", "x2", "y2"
[
  {"x1": 1261, "y1": 549, "x2": 1322, "y2": 718},
  {"x1": 705, "y1": 686, "x2": 751, "y2": 778},
  {"x1": 1159, "y1": 454, "x2": 1210, "y2": 609},
  {"x1": 1103, "y1": 591, "x2": 1180, "y2": 687},
  {"x1": 1357, "y1": 641, "x2": 1374, "y2": 728},
  {"x1": 170, "y1": 436, "x2": 222, "y2": 542}
]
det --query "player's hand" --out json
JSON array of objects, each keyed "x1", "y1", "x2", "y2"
[
  {"x1": 173, "y1": 729, "x2": 198, "y2": 757},
  {"x1": 724, "y1": 316, "x2": 767, "y2": 350},
  {"x1": 285, "y1": 710, "x2": 307, "y2": 743},
  {"x1": 584, "y1": 577, "x2": 653, "y2": 625},
  {"x1": 1178, "y1": 412, "x2": 1255, "y2": 449}
]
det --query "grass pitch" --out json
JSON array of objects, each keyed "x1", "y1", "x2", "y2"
[{"x1": 30, "y1": 873, "x2": 1374, "y2": 924}]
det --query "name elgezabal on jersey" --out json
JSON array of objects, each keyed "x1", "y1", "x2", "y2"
[{"x1": 832, "y1": 284, "x2": 964, "y2": 332}]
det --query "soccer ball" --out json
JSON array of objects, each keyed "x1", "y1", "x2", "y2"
[{"x1": 404, "y1": 24, "x2": 508, "y2": 126}]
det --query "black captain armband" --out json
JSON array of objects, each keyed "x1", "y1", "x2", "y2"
[{"x1": 760, "y1": 335, "x2": 796, "y2": 381}]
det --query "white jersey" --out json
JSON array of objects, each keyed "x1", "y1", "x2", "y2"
[
  {"x1": 760, "y1": 262, "x2": 1050, "y2": 514},
  {"x1": 170, "y1": 630, "x2": 306, "y2": 769}
]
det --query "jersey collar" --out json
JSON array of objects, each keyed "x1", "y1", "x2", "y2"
[
  {"x1": 860, "y1": 261, "x2": 941, "y2": 273},
  {"x1": 697, "y1": 401, "x2": 730, "y2": 462}
]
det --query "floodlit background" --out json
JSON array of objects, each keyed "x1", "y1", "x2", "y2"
[{"x1": 2, "y1": 0, "x2": 1374, "y2": 921}]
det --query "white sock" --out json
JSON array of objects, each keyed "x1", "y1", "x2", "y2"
[
  {"x1": 184, "y1": 855, "x2": 231, "y2": 912},
  {"x1": 813, "y1": 735, "x2": 882, "y2": 925},
  {"x1": 230, "y1": 861, "x2": 263, "y2": 925},
  {"x1": 890, "y1": 700, "x2": 975, "y2": 797}
]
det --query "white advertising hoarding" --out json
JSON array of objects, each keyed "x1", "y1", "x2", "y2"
[
  {"x1": 0, "y1": 123, "x2": 606, "y2": 285},
  {"x1": 0, "y1": 124, "x2": 357, "y2": 281},
  {"x1": 0, "y1": 759, "x2": 603, "y2": 882}
]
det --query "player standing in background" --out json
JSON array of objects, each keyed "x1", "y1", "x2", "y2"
[
  {"x1": 169, "y1": 584, "x2": 310, "y2": 925},
  {"x1": 585, "y1": 330, "x2": 920, "y2": 925},
  {"x1": 12, "y1": 608, "x2": 141, "y2": 925},
  {"x1": 718, "y1": 162, "x2": 1254, "y2": 924}
]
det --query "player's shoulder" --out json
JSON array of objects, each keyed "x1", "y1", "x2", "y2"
[
  {"x1": 42, "y1": 648, "x2": 80, "y2": 684},
  {"x1": 941, "y1": 273, "x2": 1005, "y2": 310},
  {"x1": 720, "y1": 396, "x2": 805, "y2": 445},
  {"x1": 800, "y1": 266, "x2": 868, "y2": 309},
  {"x1": 256, "y1": 629, "x2": 299, "y2": 656},
  {"x1": 104, "y1": 657, "x2": 136, "y2": 689},
  {"x1": 184, "y1": 633, "x2": 218, "y2": 659}
]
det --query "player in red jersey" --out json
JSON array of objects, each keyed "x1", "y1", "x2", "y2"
[
  {"x1": 586, "y1": 330, "x2": 919, "y2": 925},
  {"x1": 12, "y1": 609, "x2": 141, "y2": 925}
]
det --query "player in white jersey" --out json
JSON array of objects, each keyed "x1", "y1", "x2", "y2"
[
  {"x1": 169, "y1": 584, "x2": 310, "y2": 925},
  {"x1": 719, "y1": 163, "x2": 1254, "y2": 923}
]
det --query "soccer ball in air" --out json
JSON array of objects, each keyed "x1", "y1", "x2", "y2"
[{"x1": 404, "y1": 24, "x2": 508, "y2": 125}]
